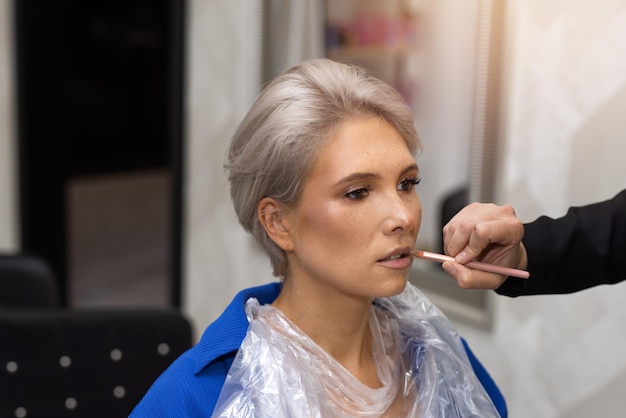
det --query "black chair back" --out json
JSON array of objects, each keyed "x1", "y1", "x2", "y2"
[
  {"x1": 0, "y1": 254, "x2": 59, "y2": 308},
  {"x1": 0, "y1": 254, "x2": 193, "y2": 417}
]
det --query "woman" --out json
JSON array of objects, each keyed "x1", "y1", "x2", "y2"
[{"x1": 131, "y1": 59, "x2": 506, "y2": 417}]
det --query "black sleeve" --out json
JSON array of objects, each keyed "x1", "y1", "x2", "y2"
[{"x1": 496, "y1": 189, "x2": 626, "y2": 297}]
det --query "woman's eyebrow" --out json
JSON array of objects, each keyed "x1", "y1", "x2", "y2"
[
  {"x1": 401, "y1": 163, "x2": 419, "y2": 175},
  {"x1": 334, "y1": 163, "x2": 418, "y2": 187},
  {"x1": 333, "y1": 172, "x2": 379, "y2": 187}
]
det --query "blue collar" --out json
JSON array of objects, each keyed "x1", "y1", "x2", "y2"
[{"x1": 193, "y1": 282, "x2": 282, "y2": 374}]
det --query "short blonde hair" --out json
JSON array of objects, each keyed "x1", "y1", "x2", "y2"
[{"x1": 225, "y1": 58, "x2": 421, "y2": 277}]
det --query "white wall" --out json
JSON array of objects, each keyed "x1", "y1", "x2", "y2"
[
  {"x1": 455, "y1": 1, "x2": 626, "y2": 417},
  {"x1": 0, "y1": 0, "x2": 18, "y2": 252},
  {"x1": 413, "y1": 0, "x2": 480, "y2": 251},
  {"x1": 182, "y1": 0, "x2": 269, "y2": 339},
  {"x1": 183, "y1": 0, "x2": 325, "y2": 339}
]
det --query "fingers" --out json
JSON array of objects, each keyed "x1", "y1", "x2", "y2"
[
  {"x1": 441, "y1": 261, "x2": 508, "y2": 290},
  {"x1": 461, "y1": 216, "x2": 524, "y2": 262},
  {"x1": 443, "y1": 203, "x2": 524, "y2": 262},
  {"x1": 442, "y1": 202, "x2": 495, "y2": 258},
  {"x1": 440, "y1": 202, "x2": 528, "y2": 290}
]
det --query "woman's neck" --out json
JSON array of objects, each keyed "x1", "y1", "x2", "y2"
[{"x1": 272, "y1": 278, "x2": 381, "y2": 388}]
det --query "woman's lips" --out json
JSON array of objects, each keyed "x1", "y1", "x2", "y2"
[{"x1": 377, "y1": 248, "x2": 412, "y2": 269}]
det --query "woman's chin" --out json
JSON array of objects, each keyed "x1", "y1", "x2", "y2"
[{"x1": 376, "y1": 277, "x2": 408, "y2": 298}]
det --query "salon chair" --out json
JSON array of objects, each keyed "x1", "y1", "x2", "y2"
[
  {"x1": 0, "y1": 253, "x2": 59, "y2": 309},
  {"x1": 0, "y1": 253, "x2": 192, "y2": 418}
]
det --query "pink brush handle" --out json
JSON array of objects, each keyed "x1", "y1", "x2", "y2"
[{"x1": 413, "y1": 250, "x2": 530, "y2": 279}]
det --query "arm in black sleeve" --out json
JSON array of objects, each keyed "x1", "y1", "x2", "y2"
[{"x1": 496, "y1": 189, "x2": 626, "y2": 297}]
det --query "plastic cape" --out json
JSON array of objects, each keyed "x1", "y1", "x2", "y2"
[{"x1": 211, "y1": 282, "x2": 501, "y2": 417}]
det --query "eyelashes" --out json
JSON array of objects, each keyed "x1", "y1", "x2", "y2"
[
  {"x1": 344, "y1": 176, "x2": 421, "y2": 200},
  {"x1": 344, "y1": 186, "x2": 370, "y2": 200},
  {"x1": 397, "y1": 176, "x2": 421, "y2": 192}
]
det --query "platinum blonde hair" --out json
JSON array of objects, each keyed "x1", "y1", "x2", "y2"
[{"x1": 225, "y1": 58, "x2": 421, "y2": 278}]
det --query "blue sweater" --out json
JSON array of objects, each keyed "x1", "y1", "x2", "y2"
[{"x1": 130, "y1": 282, "x2": 507, "y2": 417}]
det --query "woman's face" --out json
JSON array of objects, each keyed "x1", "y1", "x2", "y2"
[{"x1": 286, "y1": 116, "x2": 422, "y2": 299}]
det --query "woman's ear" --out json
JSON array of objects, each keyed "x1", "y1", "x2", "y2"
[{"x1": 257, "y1": 197, "x2": 294, "y2": 251}]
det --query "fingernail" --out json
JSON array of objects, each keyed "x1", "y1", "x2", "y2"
[{"x1": 455, "y1": 251, "x2": 467, "y2": 263}]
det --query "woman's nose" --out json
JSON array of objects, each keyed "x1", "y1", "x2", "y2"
[{"x1": 384, "y1": 193, "x2": 419, "y2": 234}]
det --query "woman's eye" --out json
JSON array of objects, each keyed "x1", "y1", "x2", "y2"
[
  {"x1": 345, "y1": 187, "x2": 370, "y2": 200},
  {"x1": 397, "y1": 177, "x2": 421, "y2": 192}
]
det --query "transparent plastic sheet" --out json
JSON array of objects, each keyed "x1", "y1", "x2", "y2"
[{"x1": 212, "y1": 282, "x2": 501, "y2": 417}]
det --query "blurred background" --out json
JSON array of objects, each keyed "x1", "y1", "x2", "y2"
[{"x1": 1, "y1": 0, "x2": 626, "y2": 416}]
